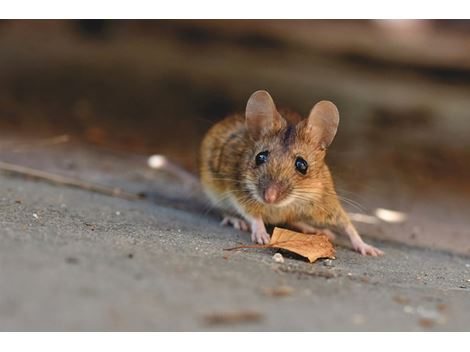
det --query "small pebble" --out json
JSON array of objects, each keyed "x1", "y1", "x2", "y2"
[
  {"x1": 404, "y1": 305, "x2": 414, "y2": 314},
  {"x1": 32, "y1": 213, "x2": 38, "y2": 219},
  {"x1": 115, "y1": 211, "x2": 121, "y2": 216},
  {"x1": 322, "y1": 259, "x2": 334, "y2": 267},
  {"x1": 272, "y1": 253, "x2": 284, "y2": 263}
]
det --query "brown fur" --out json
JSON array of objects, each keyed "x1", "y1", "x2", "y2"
[
  {"x1": 199, "y1": 90, "x2": 382, "y2": 255},
  {"x1": 200, "y1": 109, "x2": 349, "y2": 231}
]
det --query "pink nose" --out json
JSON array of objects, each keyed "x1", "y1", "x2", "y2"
[{"x1": 263, "y1": 185, "x2": 279, "y2": 204}]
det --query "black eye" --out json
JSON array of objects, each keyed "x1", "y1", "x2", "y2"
[
  {"x1": 295, "y1": 157, "x2": 308, "y2": 175},
  {"x1": 255, "y1": 151, "x2": 269, "y2": 166}
]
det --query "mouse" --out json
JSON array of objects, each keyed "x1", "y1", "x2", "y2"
[{"x1": 199, "y1": 90, "x2": 383, "y2": 256}]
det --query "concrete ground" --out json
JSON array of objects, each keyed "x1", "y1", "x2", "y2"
[{"x1": 0, "y1": 136, "x2": 469, "y2": 331}]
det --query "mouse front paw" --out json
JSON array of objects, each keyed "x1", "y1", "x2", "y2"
[
  {"x1": 251, "y1": 229, "x2": 270, "y2": 245},
  {"x1": 220, "y1": 216, "x2": 250, "y2": 232},
  {"x1": 352, "y1": 240, "x2": 384, "y2": 256}
]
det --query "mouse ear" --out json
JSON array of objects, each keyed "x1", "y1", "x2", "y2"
[
  {"x1": 245, "y1": 90, "x2": 283, "y2": 140},
  {"x1": 306, "y1": 100, "x2": 339, "y2": 149}
]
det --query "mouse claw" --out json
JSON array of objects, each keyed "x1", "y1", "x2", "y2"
[
  {"x1": 221, "y1": 216, "x2": 250, "y2": 232},
  {"x1": 251, "y1": 229, "x2": 271, "y2": 245},
  {"x1": 353, "y1": 241, "x2": 384, "y2": 256}
]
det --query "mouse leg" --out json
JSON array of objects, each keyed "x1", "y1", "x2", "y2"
[
  {"x1": 220, "y1": 216, "x2": 250, "y2": 232},
  {"x1": 250, "y1": 217, "x2": 270, "y2": 244},
  {"x1": 289, "y1": 222, "x2": 336, "y2": 241},
  {"x1": 344, "y1": 223, "x2": 384, "y2": 256}
]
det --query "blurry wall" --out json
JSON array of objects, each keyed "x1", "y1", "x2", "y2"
[{"x1": 0, "y1": 20, "x2": 469, "y2": 193}]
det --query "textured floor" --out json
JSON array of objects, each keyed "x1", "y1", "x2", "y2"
[{"x1": 0, "y1": 138, "x2": 469, "y2": 331}]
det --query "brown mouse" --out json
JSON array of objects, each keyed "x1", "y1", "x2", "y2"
[{"x1": 199, "y1": 90, "x2": 383, "y2": 256}]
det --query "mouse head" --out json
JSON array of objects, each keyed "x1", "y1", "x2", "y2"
[{"x1": 244, "y1": 90, "x2": 339, "y2": 207}]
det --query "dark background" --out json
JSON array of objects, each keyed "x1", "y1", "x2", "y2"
[{"x1": 1, "y1": 19, "x2": 469, "y2": 194}]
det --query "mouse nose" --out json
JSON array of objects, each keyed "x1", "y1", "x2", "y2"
[{"x1": 263, "y1": 184, "x2": 280, "y2": 204}]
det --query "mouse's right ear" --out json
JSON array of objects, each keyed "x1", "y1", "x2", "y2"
[{"x1": 245, "y1": 90, "x2": 283, "y2": 140}]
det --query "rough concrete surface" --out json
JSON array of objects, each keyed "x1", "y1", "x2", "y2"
[{"x1": 0, "y1": 138, "x2": 469, "y2": 331}]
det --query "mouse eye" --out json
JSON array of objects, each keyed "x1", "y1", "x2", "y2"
[
  {"x1": 295, "y1": 157, "x2": 308, "y2": 175},
  {"x1": 255, "y1": 151, "x2": 269, "y2": 166}
]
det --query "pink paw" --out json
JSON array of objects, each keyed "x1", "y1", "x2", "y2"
[
  {"x1": 220, "y1": 216, "x2": 250, "y2": 232},
  {"x1": 251, "y1": 229, "x2": 270, "y2": 245},
  {"x1": 352, "y1": 241, "x2": 384, "y2": 256}
]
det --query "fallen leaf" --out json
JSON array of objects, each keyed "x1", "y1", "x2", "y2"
[
  {"x1": 224, "y1": 227, "x2": 336, "y2": 263},
  {"x1": 203, "y1": 310, "x2": 263, "y2": 325},
  {"x1": 270, "y1": 227, "x2": 335, "y2": 262}
]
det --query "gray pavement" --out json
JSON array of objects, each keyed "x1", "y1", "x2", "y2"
[{"x1": 0, "y1": 139, "x2": 469, "y2": 331}]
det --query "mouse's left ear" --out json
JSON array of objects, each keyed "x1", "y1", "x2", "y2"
[{"x1": 306, "y1": 101, "x2": 339, "y2": 149}]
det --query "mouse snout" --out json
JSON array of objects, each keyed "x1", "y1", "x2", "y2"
[{"x1": 262, "y1": 183, "x2": 287, "y2": 204}]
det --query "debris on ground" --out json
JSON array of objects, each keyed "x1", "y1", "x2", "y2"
[
  {"x1": 225, "y1": 227, "x2": 336, "y2": 263},
  {"x1": 272, "y1": 253, "x2": 284, "y2": 263},
  {"x1": 203, "y1": 310, "x2": 263, "y2": 325},
  {"x1": 261, "y1": 285, "x2": 294, "y2": 297}
]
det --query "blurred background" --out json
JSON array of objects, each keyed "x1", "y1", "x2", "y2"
[{"x1": 0, "y1": 20, "x2": 469, "y2": 253}]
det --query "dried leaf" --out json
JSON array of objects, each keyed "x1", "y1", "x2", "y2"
[
  {"x1": 224, "y1": 227, "x2": 336, "y2": 263},
  {"x1": 269, "y1": 227, "x2": 336, "y2": 263}
]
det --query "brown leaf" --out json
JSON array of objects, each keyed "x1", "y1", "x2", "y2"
[
  {"x1": 269, "y1": 227, "x2": 336, "y2": 263},
  {"x1": 224, "y1": 227, "x2": 335, "y2": 263}
]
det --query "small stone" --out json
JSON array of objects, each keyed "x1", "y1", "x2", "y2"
[
  {"x1": 32, "y1": 213, "x2": 39, "y2": 219},
  {"x1": 272, "y1": 253, "x2": 284, "y2": 263},
  {"x1": 322, "y1": 259, "x2": 334, "y2": 267},
  {"x1": 115, "y1": 211, "x2": 121, "y2": 216},
  {"x1": 404, "y1": 305, "x2": 414, "y2": 314}
]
